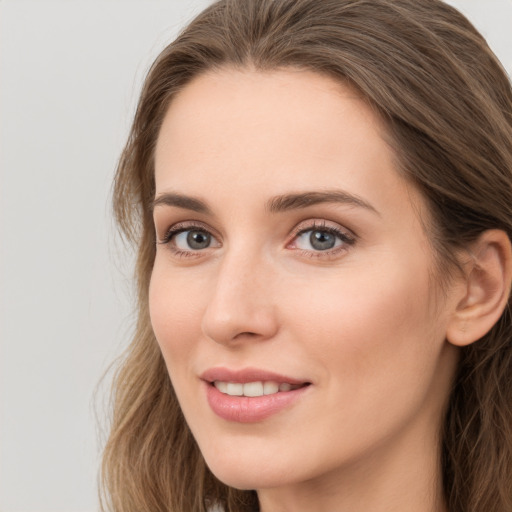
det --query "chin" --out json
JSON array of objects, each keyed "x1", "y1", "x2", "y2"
[
  {"x1": 202, "y1": 450, "x2": 294, "y2": 491},
  {"x1": 209, "y1": 468, "x2": 286, "y2": 491}
]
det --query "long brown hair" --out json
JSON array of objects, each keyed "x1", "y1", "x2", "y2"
[{"x1": 101, "y1": 1, "x2": 512, "y2": 510}]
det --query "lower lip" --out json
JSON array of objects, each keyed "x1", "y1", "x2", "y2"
[{"x1": 205, "y1": 382, "x2": 309, "y2": 423}]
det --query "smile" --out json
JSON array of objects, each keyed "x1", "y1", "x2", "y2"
[
  {"x1": 201, "y1": 368, "x2": 311, "y2": 422},
  {"x1": 213, "y1": 381, "x2": 304, "y2": 397}
]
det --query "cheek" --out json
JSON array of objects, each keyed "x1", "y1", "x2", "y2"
[
  {"x1": 283, "y1": 258, "x2": 442, "y2": 392},
  {"x1": 271, "y1": 260, "x2": 450, "y2": 469},
  {"x1": 148, "y1": 264, "x2": 205, "y2": 369}
]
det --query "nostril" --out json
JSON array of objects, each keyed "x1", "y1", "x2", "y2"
[{"x1": 234, "y1": 331, "x2": 258, "y2": 339}]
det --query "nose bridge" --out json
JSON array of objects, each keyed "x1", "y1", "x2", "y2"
[{"x1": 201, "y1": 246, "x2": 278, "y2": 345}]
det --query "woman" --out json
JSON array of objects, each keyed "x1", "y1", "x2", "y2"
[{"x1": 101, "y1": 0, "x2": 512, "y2": 511}]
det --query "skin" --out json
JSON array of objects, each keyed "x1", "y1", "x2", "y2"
[{"x1": 150, "y1": 68, "x2": 463, "y2": 512}]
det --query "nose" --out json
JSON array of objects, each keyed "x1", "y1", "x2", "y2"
[{"x1": 201, "y1": 251, "x2": 279, "y2": 346}]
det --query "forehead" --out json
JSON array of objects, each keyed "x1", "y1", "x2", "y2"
[
  {"x1": 155, "y1": 68, "x2": 379, "y2": 169},
  {"x1": 154, "y1": 67, "x2": 425, "y2": 223}
]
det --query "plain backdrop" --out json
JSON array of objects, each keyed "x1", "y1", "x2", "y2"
[{"x1": 1, "y1": 1, "x2": 511, "y2": 511}]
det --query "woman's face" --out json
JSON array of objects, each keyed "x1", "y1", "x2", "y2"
[{"x1": 150, "y1": 69, "x2": 460, "y2": 495}]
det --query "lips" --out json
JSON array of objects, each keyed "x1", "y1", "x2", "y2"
[
  {"x1": 201, "y1": 367, "x2": 308, "y2": 385},
  {"x1": 201, "y1": 367, "x2": 311, "y2": 423}
]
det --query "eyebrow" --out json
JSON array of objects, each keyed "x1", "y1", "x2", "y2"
[
  {"x1": 152, "y1": 193, "x2": 212, "y2": 214},
  {"x1": 152, "y1": 189, "x2": 379, "y2": 216},
  {"x1": 266, "y1": 190, "x2": 380, "y2": 216}
]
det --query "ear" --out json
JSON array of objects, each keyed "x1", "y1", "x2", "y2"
[{"x1": 446, "y1": 229, "x2": 512, "y2": 347}]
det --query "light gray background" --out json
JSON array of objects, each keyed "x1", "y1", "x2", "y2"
[{"x1": 1, "y1": 1, "x2": 511, "y2": 511}]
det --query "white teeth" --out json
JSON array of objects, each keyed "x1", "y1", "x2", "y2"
[
  {"x1": 215, "y1": 381, "x2": 228, "y2": 393},
  {"x1": 263, "y1": 381, "x2": 279, "y2": 395},
  {"x1": 214, "y1": 380, "x2": 301, "y2": 397},
  {"x1": 243, "y1": 382, "x2": 264, "y2": 397},
  {"x1": 226, "y1": 382, "x2": 243, "y2": 396}
]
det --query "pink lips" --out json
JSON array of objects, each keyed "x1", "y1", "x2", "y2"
[{"x1": 201, "y1": 367, "x2": 310, "y2": 423}]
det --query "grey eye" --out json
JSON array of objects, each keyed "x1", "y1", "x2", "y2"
[
  {"x1": 175, "y1": 230, "x2": 212, "y2": 250},
  {"x1": 310, "y1": 230, "x2": 336, "y2": 250},
  {"x1": 295, "y1": 229, "x2": 343, "y2": 251}
]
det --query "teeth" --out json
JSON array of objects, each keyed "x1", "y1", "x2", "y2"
[
  {"x1": 215, "y1": 381, "x2": 228, "y2": 393},
  {"x1": 214, "y1": 380, "x2": 302, "y2": 397},
  {"x1": 243, "y1": 382, "x2": 263, "y2": 397},
  {"x1": 263, "y1": 381, "x2": 279, "y2": 395},
  {"x1": 226, "y1": 382, "x2": 243, "y2": 396}
]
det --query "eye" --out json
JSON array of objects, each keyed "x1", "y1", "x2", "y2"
[
  {"x1": 288, "y1": 221, "x2": 356, "y2": 255},
  {"x1": 295, "y1": 229, "x2": 342, "y2": 251},
  {"x1": 174, "y1": 229, "x2": 212, "y2": 250},
  {"x1": 158, "y1": 222, "x2": 221, "y2": 256}
]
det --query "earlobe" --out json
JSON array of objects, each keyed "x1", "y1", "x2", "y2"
[{"x1": 446, "y1": 230, "x2": 512, "y2": 347}]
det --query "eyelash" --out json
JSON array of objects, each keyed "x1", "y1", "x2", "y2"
[
  {"x1": 158, "y1": 221, "x2": 216, "y2": 259},
  {"x1": 290, "y1": 221, "x2": 356, "y2": 259},
  {"x1": 157, "y1": 220, "x2": 356, "y2": 259}
]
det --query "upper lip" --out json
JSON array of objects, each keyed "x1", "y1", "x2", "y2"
[{"x1": 200, "y1": 367, "x2": 309, "y2": 385}]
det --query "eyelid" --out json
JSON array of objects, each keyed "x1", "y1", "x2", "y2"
[
  {"x1": 290, "y1": 219, "x2": 356, "y2": 242},
  {"x1": 286, "y1": 219, "x2": 357, "y2": 256}
]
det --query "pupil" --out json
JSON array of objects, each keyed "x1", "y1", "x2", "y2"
[
  {"x1": 187, "y1": 230, "x2": 211, "y2": 249},
  {"x1": 310, "y1": 230, "x2": 335, "y2": 250}
]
